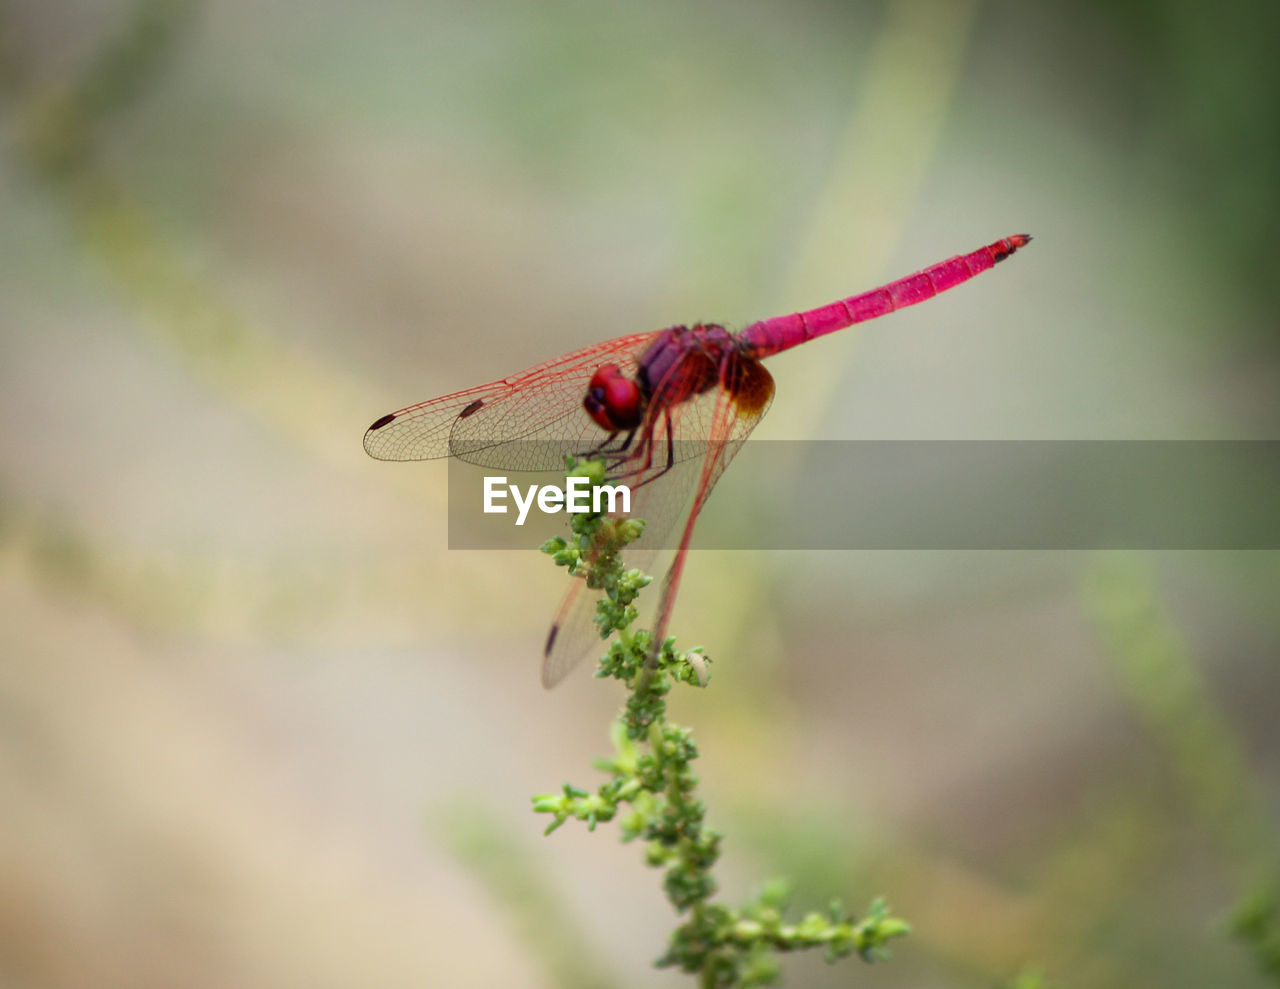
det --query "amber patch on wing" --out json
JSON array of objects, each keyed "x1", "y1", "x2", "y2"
[{"x1": 728, "y1": 357, "x2": 775, "y2": 415}]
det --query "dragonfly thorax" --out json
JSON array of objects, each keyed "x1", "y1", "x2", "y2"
[{"x1": 584, "y1": 363, "x2": 646, "y2": 432}]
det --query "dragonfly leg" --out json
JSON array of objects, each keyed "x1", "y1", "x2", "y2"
[
  {"x1": 597, "y1": 428, "x2": 636, "y2": 454},
  {"x1": 622, "y1": 405, "x2": 678, "y2": 492},
  {"x1": 584, "y1": 427, "x2": 635, "y2": 458},
  {"x1": 576, "y1": 428, "x2": 638, "y2": 477}
]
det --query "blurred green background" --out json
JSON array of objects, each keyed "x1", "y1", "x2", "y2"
[{"x1": 1, "y1": 0, "x2": 1277, "y2": 986}]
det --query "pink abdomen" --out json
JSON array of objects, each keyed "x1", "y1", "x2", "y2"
[{"x1": 739, "y1": 234, "x2": 1030, "y2": 358}]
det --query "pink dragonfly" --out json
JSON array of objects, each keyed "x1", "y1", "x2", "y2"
[{"x1": 366, "y1": 234, "x2": 1031, "y2": 686}]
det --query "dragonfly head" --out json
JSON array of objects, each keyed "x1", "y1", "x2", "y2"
[{"x1": 584, "y1": 364, "x2": 645, "y2": 432}]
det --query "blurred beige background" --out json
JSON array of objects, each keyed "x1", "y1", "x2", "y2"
[{"x1": 1, "y1": 0, "x2": 1277, "y2": 986}]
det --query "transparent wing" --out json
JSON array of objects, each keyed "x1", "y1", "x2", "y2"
[{"x1": 363, "y1": 330, "x2": 660, "y2": 470}]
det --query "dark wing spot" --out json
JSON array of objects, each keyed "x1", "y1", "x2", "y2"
[
  {"x1": 544, "y1": 624, "x2": 559, "y2": 656},
  {"x1": 459, "y1": 399, "x2": 485, "y2": 418},
  {"x1": 369, "y1": 413, "x2": 397, "y2": 431}
]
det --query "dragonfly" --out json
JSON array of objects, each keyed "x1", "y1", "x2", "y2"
[{"x1": 365, "y1": 234, "x2": 1031, "y2": 686}]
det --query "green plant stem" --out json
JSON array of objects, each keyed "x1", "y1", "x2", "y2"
[{"x1": 532, "y1": 459, "x2": 908, "y2": 986}]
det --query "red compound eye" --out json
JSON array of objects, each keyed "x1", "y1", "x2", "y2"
[{"x1": 584, "y1": 364, "x2": 644, "y2": 431}]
